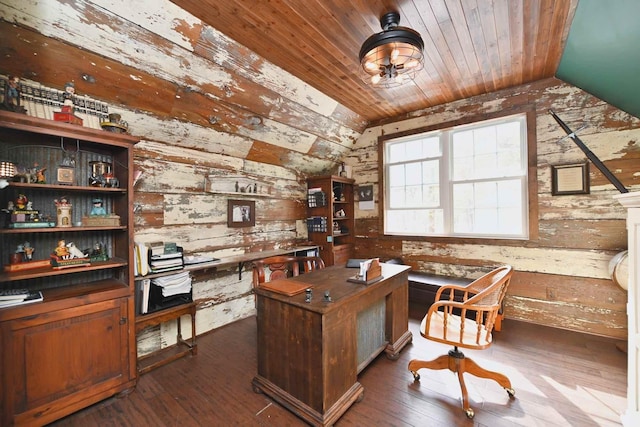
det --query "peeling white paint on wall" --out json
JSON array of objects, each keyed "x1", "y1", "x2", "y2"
[
  {"x1": 91, "y1": 0, "x2": 345, "y2": 119},
  {"x1": 91, "y1": 0, "x2": 202, "y2": 51},
  {"x1": 402, "y1": 240, "x2": 614, "y2": 279}
]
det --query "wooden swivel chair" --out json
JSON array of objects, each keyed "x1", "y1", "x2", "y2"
[{"x1": 408, "y1": 265, "x2": 515, "y2": 419}]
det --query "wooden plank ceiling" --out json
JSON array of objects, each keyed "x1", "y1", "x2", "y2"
[{"x1": 170, "y1": 0, "x2": 578, "y2": 124}]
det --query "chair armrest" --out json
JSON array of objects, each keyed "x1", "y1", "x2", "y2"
[{"x1": 434, "y1": 283, "x2": 476, "y2": 302}]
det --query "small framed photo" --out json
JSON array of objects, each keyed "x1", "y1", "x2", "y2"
[
  {"x1": 227, "y1": 199, "x2": 255, "y2": 227},
  {"x1": 551, "y1": 162, "x2": 590, "y2": 196}
]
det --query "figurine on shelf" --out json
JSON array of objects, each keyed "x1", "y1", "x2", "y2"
[
  {"x1": 63, "y1": 82, "x2": 75, "y2": 109},
  {"x1": 15, "y1": 194, "x2": 28, "y2": 210},
  {"x1": 22, "y1": 241, "x2": 35, "y2": 261},
  {"x1": 66, "y1": 242, "x2": 88, "y2": 259},
  {"x1": 1, "y1": 75, "x2": 27, "y2": 114},
  {"x1": 90, "y1": 198, "x2": 107, "y2": 216},
  {"x1": 55, "y1": 240, "x2": 70, "y2": 259},
  {"x1": 54, "y1": 196, "x2": 72, "y2": 228},
  {"x1": 34, "y1": 164, "x2": 46, "y2": 184},
  {"x1": 54, "y1": 196, "x2": 70, "y2": 206},
  {"x1": 89, "y1": 242, "x2": 108, "y2": 262}
]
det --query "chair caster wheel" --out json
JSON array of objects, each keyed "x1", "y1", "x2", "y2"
[
  {"x1": 506, "y1": 387, "x2": 515, "y2": 398},
  {"x1": 410, "y1": 371, "x2": 420, "y2": 381},
  {"x1": 465, "y1": 408, "x2": 474, "y2": 419}
]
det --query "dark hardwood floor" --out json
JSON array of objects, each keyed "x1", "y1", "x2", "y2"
[{"x1": 50, "y1": 304, "x2": 627, "y2": 426}]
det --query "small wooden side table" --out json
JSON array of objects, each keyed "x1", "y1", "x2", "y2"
[{"x1": 135, "y1": 302, "x2": 197, "y2": 374}]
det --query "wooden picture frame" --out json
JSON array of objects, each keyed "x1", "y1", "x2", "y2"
[
  {"x1": 551, "y1": 162, "x2": 590, "y2": 196},
  {"x1": 227, "y1": 199, "x2": 255, "y2": 227}
]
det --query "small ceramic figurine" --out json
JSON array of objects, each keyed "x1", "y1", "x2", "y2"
[
  {"x1": 22, "y1": 241, "x2": 34, "y2": 261},
  {"x1": 90, "y1": 198, "x2": 107, "y2": 216},
  {"x1": 66, "y1": 242, "x2": 87, "y2": 259},
  {"x1": 1, "y1": 75, "x2": 27, "y2": 113},
  {"x1": 63, "y1": 82, "x2": 75, "y2": 109},
  {"x1": 55, "y1": 240, "x2": 70, "y2": 258},
  {"x1": 15, "y1": 194, "x2": 28, "y2": 210},
  {"x1": 35, "y1": 164, "x2": 46, "y2": 184},
  {"x1": 54, "y1": 196, "x2": 70, "y2": 207}
]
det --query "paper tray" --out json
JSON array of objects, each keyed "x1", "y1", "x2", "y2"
[
  {"x1": 347, "y1": 275, "x2": 383, "y2": 285},
  {"x1": 258, "y1": 279, "x2": 311, "y2": 296}
]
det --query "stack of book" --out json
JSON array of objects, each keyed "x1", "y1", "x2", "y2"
[
  {"x1": 0, "y1": 288, "x2": 43, "y2": 308},
  {"x1": 138, "y1": 271, "x2": 192, "y2": 315},
  {"x1": 149, "y1": 250, "x2": 184, "y2": 273}
]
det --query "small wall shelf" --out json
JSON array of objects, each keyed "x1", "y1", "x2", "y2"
[{"x1": 205, "y1": 175, "x2": 272, "y2": 197}]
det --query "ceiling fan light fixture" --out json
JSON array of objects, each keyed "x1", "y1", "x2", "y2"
[{"x1": 359, "y1": 12, "x2": 424, "y2": 89}]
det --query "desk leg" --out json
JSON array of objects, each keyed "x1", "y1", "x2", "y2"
[
  {"x1": 384, "y1": 282, "x2": 413, "y2": 359},
  {"x1": 385, "y1": 330, "x2": 413, "y2": 360}
]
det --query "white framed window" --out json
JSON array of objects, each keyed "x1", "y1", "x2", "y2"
[{"x1": 383, "y1": 113, "x2": 529, "y2": 239}]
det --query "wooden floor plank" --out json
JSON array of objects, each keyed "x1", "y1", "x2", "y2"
[{"x1": 49, "y1": 304, "x2": 627, "y2": 426}]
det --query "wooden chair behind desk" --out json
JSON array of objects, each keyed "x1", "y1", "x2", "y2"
[
  {"x1": 252, "y1": 256, "x2": 301, "y2": 289},
  {"x1": 299, "y1": 256, "x2": 325, "y2": 273},
  {"x1": 252, "y1": 255, "x2": 325, "y2": 289}
]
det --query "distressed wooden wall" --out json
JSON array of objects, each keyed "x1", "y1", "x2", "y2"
[
  {"x1": 349, "y1": 78, "x2": 640, "y2": 339},
  {"x1": 1, "y1": 0, "x2": 638, "y2": 349},
  {"x1": 0, "y1": 0, "x2": 364, "y2": 355}
]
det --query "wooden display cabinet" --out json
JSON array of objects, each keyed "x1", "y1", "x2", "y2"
[
  {"x1": 306, "y1": 175, "x2": 354, "y2": 266},
  {"x1": 0, "y1": 111, "x2": 138, "y2": 426}
]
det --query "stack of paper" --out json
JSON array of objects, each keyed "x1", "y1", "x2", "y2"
[{"x1": 152, "y1": 271, "x2": 192, "y2": 297}]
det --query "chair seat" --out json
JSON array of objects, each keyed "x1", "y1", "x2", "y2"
[{"x1": 420, "y1": 309, "x2": 493, "y2": 349}]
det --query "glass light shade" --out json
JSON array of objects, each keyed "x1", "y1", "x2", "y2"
[
  {"x1": 360, "y1": 42, "x2": 423, "y2": 88},
  {"x1": 0, "y1": 161, "x2": 16, "y2": 178}
]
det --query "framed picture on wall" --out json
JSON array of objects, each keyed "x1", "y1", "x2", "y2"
[
  {"x1": 551, "y1": 162, "x2": 590, "y2": 196},
  {"x1": 227, "y1": 199, "x2": 255, "y2": 227}
]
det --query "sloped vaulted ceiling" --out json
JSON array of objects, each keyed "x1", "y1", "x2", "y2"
[{"x1": 556, "y1": 0, "x2": 640, "y2": 119}]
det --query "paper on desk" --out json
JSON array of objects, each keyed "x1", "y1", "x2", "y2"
[{"x1": 359, "y1": 259, "x2": 372, "y2": 277}]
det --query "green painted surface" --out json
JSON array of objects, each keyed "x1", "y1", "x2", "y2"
[{"x1": 556, "y1": 0, "x2": 640, "y2": 119}]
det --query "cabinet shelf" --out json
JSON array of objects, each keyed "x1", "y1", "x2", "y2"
[
  {"x1": 307, "y1": 175, "x2": 354, "y2": 266},
  {"x1": 7, "y1": 182, "x2": 127, "y2": 194},
  {"x1": 0, "y1": 226, "x2": 127, "y2": 234},
  {"x1": 0, "y1": 258, "x2": 127, "y2": 282}
]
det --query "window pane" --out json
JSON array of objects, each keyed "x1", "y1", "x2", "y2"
[
  {"x1": 389, "y1": 164, "x2": 405, "y2": 186},
  {"x1": 405, "y1": 185, "x2": 422, "y2": 207},
  {"x1": 423, "y1": 184, "x2": 440, "y2": 207},
  {"x1": 422, "y1": 160, "x2": 439, "y2": 183},
  {"x1": 386, "y1": 209, "x2": 443, "y2": 234},
  {"x1": 388, "y1": 142, "x2": 406, "y2": 163},
  {"x1": 389, "y1": 186, "x2": 405, "y2": 207},
  {"x1": 405, "y1": 162, "x2": 422, "y2": 185}
]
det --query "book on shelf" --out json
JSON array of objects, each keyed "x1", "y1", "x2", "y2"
[
  {"x1": 149, "y1": 246, "x2": 184, "y2": 273},
  {"x1": 0, "y1": 288, "x2": 31, "y2": 300},
  {"x1": 0, "y1": 291, "x2": 43, "y2": 308},
  {"x1": 138, "y1": 279, "x2": 151, "y2": 314}
]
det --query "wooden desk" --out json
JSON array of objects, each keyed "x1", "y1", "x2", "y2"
[{"x1": 252, "y1": 263, "x2": 411, "y2": 426}]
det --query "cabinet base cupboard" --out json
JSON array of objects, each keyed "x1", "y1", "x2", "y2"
[{"x1": 0, "y1": 111, "x2": 138, "y2": 426}]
